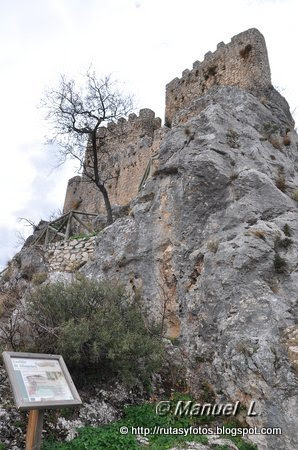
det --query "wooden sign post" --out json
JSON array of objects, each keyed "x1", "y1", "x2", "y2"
[
  {"x1": 2, "y1": 352, "x2": 82, "y2": 450},
  {"x1": 26, "y1": 410, "x2": 44, "y2": 450}
]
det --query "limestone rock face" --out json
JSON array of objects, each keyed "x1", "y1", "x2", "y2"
[
  {"x1": 83, "y1": 85, "x2": 298, "y2": 449},
  {"x1": 2, "y1": 28, "x2": 298, "y2": 450}
]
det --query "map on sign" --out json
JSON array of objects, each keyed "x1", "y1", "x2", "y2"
[{"x1": 11, "y1": 358, "x2": 74, "y2": 402}]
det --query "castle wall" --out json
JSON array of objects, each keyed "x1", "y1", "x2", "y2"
[
  {"x1": 63, "y1": 176, "x2": 82, "y2": 213},
  {"x1": 165, "y1": 28, "x2": 271, "y2": 125},
  {"x1": 63, "y1": 28, "x2": 273, "y2": 217},
  {"x1": 63, "y1": 109, "x2": 162, "y2": 214}
]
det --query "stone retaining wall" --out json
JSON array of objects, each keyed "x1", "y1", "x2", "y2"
[{"x1": 44, "y1": 236, "x2": 97, "y2": 272}]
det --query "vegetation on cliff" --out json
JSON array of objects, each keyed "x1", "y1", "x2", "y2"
[
  {"x1": 42, "y1": 395, "x2": 257, "y2": 450},
  {"x1": 17, "y1": 277, "x2": 164, "y2": 388}
]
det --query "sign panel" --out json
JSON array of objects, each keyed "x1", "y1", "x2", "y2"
[{"x1": 2, "y1": 352, "x2": 82, "y2": 410}]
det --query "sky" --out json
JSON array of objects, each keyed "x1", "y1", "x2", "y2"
[{"x1": 0, "y1": 0, "x2": 297, "y2": 268}]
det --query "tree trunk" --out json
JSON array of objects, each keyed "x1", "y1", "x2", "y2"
[
  {"x1": 91, "y1": 130, "x2": 114, "y2": 226},
  {"x1": 97, "y1": 184, "x2": 113, "y2": 225}
]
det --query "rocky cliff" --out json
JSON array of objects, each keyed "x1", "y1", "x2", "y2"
[
  {"x1": 80, "y1": 82, "x2": 298, "y2": 449},
  {"x1": 1, "y1": 29, "x2": 298, "y2": 450}
]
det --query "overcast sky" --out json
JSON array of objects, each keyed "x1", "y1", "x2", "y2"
[{"x1": 0, "y1": 0, "x2": 297, "y2": 268}]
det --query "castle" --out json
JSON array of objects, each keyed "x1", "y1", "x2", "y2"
[
  {"x1": 63, "y1": 28, "x2": 277, "y2": 215},
  {"x1": 2, "y1": 29, "x2": 298, "y2": 450}
]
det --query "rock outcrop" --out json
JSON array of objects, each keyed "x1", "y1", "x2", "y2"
[
  {"x1": 81, "y1": 82, "x2": 298, "y2": 449},
  {"x1": 1, "y1": 28, "x2": 298, "y2": 450}
]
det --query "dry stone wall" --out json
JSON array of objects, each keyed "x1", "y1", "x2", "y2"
[
  {"x1": 44, "y1": 236, "x2": 96, "y2": 272},
  {"x1": 165, "y1": 28, "x2": 271, "y2": 125}
]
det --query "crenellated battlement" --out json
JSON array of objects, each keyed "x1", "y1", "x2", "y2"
[
  {"x1": 64, "y1": 28, "x2": 280, "y2": 216},
  {"x1": 63, "y1": 108, "x2": 162, "y2": 214},
  {"x1": 94, "y1": 108, "x2": 161, "y2": 143},
  {"x1": 165, "y1": 28, "x2": 271, "y2": 125}
]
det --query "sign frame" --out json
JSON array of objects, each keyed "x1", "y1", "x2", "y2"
[{"x1": 2, "y1": 351, "x2": 82, "y2": 410}]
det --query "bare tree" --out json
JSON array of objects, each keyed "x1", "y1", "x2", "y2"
[{"x1": 41, "y1": 70, "x2": 134, "y2": 225}]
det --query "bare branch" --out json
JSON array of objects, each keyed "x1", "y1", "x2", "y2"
[
  {"x1": 17, "y1": 217, "x2": 37, "y2": 230},
  {"x1": 41, "y1": 69, "x2": 134, "y2": 225}
]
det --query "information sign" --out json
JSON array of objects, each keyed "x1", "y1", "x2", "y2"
[{"x1": 2, "y1": 351, "x2": 82, "y2": 410}]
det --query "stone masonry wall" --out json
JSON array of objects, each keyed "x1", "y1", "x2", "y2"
[
  {"x1": 165, "y1": 28, "x2": 271, "y2": 125},
  {"x1": 44, "y1": 236, "x2": 96, "y2": 272},
  {"x1": 63, "y1": 29, "x2": 282, "y2": 217},
  {"x1": 63, "y1": 109, "x2": 162, "y2": 214}
]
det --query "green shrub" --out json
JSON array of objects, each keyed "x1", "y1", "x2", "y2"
[
  {"x1": 42, "y1": 400, "x2": 257, "y2": 450},
  {"x1": 42, "y1": 400, "x2": 209, "y2": 450},
  {"x1": 24, "y1": 278, "x2": 164, "y2": 387},
  {"x1": 274, "y1": 253, "x2": 287, "y2": 274},
  {"x1": 283, "y1": 223, "x2": 292, "y2": 237},
  {"x1": 223, "y1": 421, "x2": 258, "y2": 449},
  {"x1": 275, "y1": 236, "x2": 293, "y2": 250},
  {"x1": 278, "y1": 237, "x2": 293, "y2": 249},
  {"x1": 229, "y1": 171, "x2": 239, "y2": 181},
  {"x1": 263, "y1": 122, "x2": 280, "y2": 135}
]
